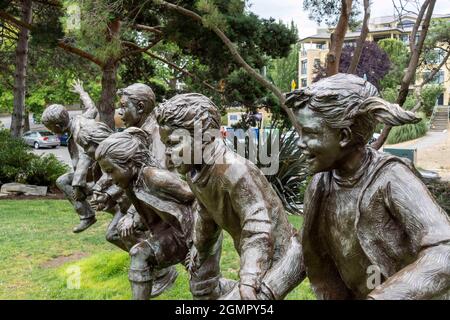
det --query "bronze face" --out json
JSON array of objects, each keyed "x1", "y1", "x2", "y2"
[
  {"x1": 117, "y1": 95, "x2": 145, "y2": 128},
  {"x1": 159, "y1": 125, "x2": 194, "y2": 175},
  {"x1": 294, "y1": 106, "x2": 344, "y2": 174},
  {"x1": 43, "y1": 121, "x2": 67, "y2": 135},
  {"x1": 98, "y1": 157, "x2": 134, "y2": 189}
]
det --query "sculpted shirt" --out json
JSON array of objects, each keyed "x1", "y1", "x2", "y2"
[
  {"x1": 302, "y1": 147, "x2": 450, "y2": 300},
  {"x1": 187, "y1": 140, "x2": 294, "y2": 289},
  {"x1": 322, "y1": 151, "x2": 373, "y2": 299},
  {"x1": 141, "y1": 111, "x2": 167, "y2": 169},
  {"x1": 67, "y1": 111, "x2": 97, "y2": 188}
]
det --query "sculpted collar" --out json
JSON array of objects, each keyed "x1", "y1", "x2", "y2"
[{"x1": 331, "y1": 148, "x2": 373, "y2": 188}]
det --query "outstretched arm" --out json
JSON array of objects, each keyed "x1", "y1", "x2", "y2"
[
  {"x1": 71, "y1": 79, "x2": 98, "y2": 119},
  {"x1": 368, "y1": 163, "x2": 450, "y2": 300}
]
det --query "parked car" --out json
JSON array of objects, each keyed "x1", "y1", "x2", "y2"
[
  {"x1": 22, "y1": 130, "x2": 60, "y2": 149},
  {"x1": 57, "y1": 132, "x2": 69, "y2": 146}
]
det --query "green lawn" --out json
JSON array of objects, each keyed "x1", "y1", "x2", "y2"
[{"x1": 0, "y1": 200, "x2": 314, "y2": 300}]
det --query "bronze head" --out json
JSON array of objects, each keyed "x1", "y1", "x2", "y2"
[
  {"x1": 95, "y1": 128, "x2": 156, "y2": 188},
  {"x1": 286, "y1": 73, "x2": 420, "y2": 174},
  {"x1": 155, "y1": 93, "x2": 221, "y2": 174},
  {"x1": 42, "y1": 104, "x2": 71, "y2": 135},
  {"x1": 117, "y1": 83, "x2": 156, "y2": 128}
]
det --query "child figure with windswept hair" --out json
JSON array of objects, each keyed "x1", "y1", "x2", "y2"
[{"x1": 286, "y1": 73, "x2": 450, "y2": 300}]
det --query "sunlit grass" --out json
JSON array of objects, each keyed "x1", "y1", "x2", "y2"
[{"x1": 0, "y1": 200, "x2": 314, "y2": 300}]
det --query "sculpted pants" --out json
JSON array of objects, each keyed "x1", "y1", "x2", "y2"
[
  {"x1": 56, "y1": 172, "x2": 95, "y2": 221},
  {"x1": 189, "y1": 232, "x2": 237, "y2": 300},
  {"x1": 128, "y1": 225, "x2": 189, "y2": 283}
]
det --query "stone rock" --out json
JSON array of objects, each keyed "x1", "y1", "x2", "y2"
[
  {"x1": 0, "y1": 183, "x2": 47, "y2": 196},
  {"x1": 0, "y1": 192, "x2": 9, "y2": 197}
]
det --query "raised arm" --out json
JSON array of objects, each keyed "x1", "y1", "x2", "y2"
[
  {"x1": 368, "y1": 163, "x2": 450, "y2": 300},
  {"x1": 71, "y1": 79, "x2": 98, "y2": 119}
]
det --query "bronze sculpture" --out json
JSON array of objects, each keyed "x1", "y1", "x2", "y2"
[
  {"x1": 94, "y1": 128, "x2": 196, "y2": 300},
  {"x1": 117, "y1": 83, "x2": 167, "y2": 168},
  {"x1": 156, "y1": 93, "x2": 306, "y2": 300},
  {"x1": 115, "y1": 83, "x2": 180, "y2": 296},
  {"x1": 41, "y1": 80, "x2": 98, "y2": 233},
  {"x1": 286, "y1": 73, "x2": 450, "y2": 300}
]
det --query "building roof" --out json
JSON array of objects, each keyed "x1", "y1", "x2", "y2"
[{"x1": 300, "y1": 13, "x2": 450, "y2": 43}]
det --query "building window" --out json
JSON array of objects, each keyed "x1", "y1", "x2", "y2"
[
  {"x1": 301, "y1": 79, "x2": 307, "y2": 87},
  {"x1": 301, "y1": 60, "x2": 307, "y2": 75},
  {"x1": 400, "y1": 34, "x2": 409, "y2": 44},
  {"x1": 397, "y1": 20, "x2": 415, "y2": 29},
  {"x1": 423, "y1": 70, "x2": 445, "y2": 84},
  {"x1": 344, "y1": 40, "x2": 356, "y2": 47},
  {"x1": 317, "y1": 43, "x2": 325, "y2": 50},
  {"x1": 314, "y1": 59, "x2": 321, "y2": 68}
]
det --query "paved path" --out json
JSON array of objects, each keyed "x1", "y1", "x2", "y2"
[
  {"x1": 31, "y1": 146, "x2": 72, "y2": 167},
  {"x1": 385, "y1": 130, "x2": 450, "y2": 181}
]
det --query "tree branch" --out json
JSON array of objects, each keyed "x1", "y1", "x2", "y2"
[
  {"x1": 347, "y1": 0, "x2": 370, "y2": 74},
  {"x1": 0, "y1": 9, "x2": 33, "y2": 30},
  {"x1": 133, "y1": 24, "x2": 163, "y2": 35},
  {"x1": 326, "y1": 0, "x2": 353, "y2": 76},
  {"x1": 119, "y1": 37, "x2": 162, "y2": 60},
  {"x1": 153, "y1": 0, "x2": 302, "y2": 134},
  {"x1": 124, "y1": 40, "x2": 220, "y2": 93},
  {"x1": 57, "y1": 41, "x2": 104, "y2": 67},
  {"x1": 372, "y1": 0, "x2": 436, "y2": 150}
]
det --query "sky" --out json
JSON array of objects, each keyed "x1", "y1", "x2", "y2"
[{"x1": 248, "y1": 0, "x2": 450, "y2": 39}]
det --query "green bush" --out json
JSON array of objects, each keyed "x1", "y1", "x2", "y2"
[
  {"x1": 425, "y1": 180, "x2": 450, "y2": 215},
  {"x1": 381, "y1": 88, "x2": 417, "y2": 110},
  {"x1": 421, "y1": 84, "x2": 443, "y2": 117},
  {"x1": 0, "y1": 129, "x2": 69, "y2": 188},
  {"x1": 24, "y1": 154, "x2": 69, "y2": 187},
  {"x1": 386, "y1": 113, "x2": 428, "y2": 144},
  {"x1": 0, "y1": 129, "x2": 35, "y2": 184}
]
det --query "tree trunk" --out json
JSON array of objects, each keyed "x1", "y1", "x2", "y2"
[
  {"x1": 10, "y1": 0, "x2": 32, "y2": 137},
  {"x1": 98, "y1": 59, "x2": 117, "y2": 129},
  {"x1": 23, "y1": 109, "x2": 30, "y2": 132},
  {"x1": 371, "y1": 0, "x2": 436, "y2": 150},
  {"x1": 347, "y1": 0, "x2": 370, "y2": 74},
  {"x1": 326, "y1": 0, "x2": 353, "y2": 76}
]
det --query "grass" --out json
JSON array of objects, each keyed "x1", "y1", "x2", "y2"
[{"x1": 0, "y1": 199, "x2": 315, "y2": 300}]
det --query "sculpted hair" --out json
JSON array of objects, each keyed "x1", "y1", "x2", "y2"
[
  {"x1": 117, "y1": 83, "x2": 156, "y2": 113},
  {"x1": 155, "y1": 93, "x2": 221, "y2": 135},
  {"x1": 42, "y1": 104, "x2": 70, "y2": 126},
  {"x1": 78, "y1": 121, "x2": 113, "y2": 147},
  {"x1": 95, "y1": 127, "x2": 159, "y2": 170},
  {"x1": 285, "y1": 73, "x2": 421, "y2": 146}
]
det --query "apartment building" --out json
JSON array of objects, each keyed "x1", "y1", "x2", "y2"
[{"x1": 299, "y1": 14, "x2": 450, "y2": 105}]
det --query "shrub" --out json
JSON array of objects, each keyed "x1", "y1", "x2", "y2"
[
  {"x1": 24, "y1": 154, "x2": 69, "y2": 187},
  {"x1": 421, "y1": 84, "x2": 443, "y2": 117},
  {"x1": 386, "y1": 113, "x2": 428, "y2": 144},
  {"x1": 0, "y1": 129, "x2": 35, "y2": 184},
  {"x1": 0, "y1": 129, "x2": 69, "y2": 188},
  {"x1": 425, "y1": 180, "x2": 450, "y2": 215}
]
